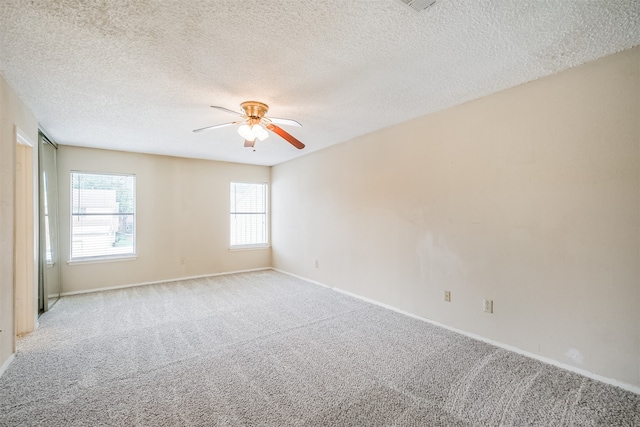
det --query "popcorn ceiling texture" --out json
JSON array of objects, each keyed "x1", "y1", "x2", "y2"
[{"x1": 0, "y1": 0, "x2": 639, "y2": 165}]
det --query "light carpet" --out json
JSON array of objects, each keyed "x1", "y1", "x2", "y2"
[{"x1": 0, "y1": 270, "x2": 638, "y2": 426}]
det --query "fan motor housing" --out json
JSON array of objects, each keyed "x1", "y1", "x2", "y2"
[{"x1": 241, "y1": 101, "x2": 269, "y2": 119}]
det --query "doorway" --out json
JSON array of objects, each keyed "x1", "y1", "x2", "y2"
[{"x1": 14, "y1": 128, "x2": 37, "y2": 335}]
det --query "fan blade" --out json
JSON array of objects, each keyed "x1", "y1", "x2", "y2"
[
  {"x1": 192, "y1": 122, "x2": 238, "y2": 133},
  {"x1": 244, "y1": 139, "x2": 255, "y2": 148},
  {"x1": 266, "y1": 124, "x2": 305, "y2": 149},
  {"x1": 267, "y1": 117, "x2": 302, "y2": 127},
  {"x1": 211, "y1": 105, "x2": 244, "y2": 117}
]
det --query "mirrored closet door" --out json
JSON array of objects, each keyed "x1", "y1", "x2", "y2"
[{"x1": 39, "y1": 132, "x2": 61, "y2": 313}]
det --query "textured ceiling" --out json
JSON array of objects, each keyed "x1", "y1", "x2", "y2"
[{"x1": 1, "y1": 1, "x2": 639, "y2": 166}]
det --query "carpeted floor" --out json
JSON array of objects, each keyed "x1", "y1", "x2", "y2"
[{"x1": 0, "y1": 270, "x2": 638, "y2": 426}]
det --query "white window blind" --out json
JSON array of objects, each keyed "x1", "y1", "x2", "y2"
[
  {"x1": 230, "y1": 182, "x2": 268, "y2": 248},
  {"x1": 71, "y1": 172, "x2": 136, "y2": 260}
]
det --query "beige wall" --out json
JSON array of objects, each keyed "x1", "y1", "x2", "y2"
[
  {"x1": 272, "y1": 47, "x2": 640, "y2": 387},
  {"x1": 0, "y1": 74, "x2": 38, "y2": 370},
  {"x1": 57, "y1": 146, "x2": 271, "y2": 293}
]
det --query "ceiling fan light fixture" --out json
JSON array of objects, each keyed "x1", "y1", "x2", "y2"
[
  {"x1": 238, "y1": 124, "x2": 255, "y2": 141},
  {"x1": 252, "y1": 124, "x2": 269, "y2": 141},
  {"x1": 196, "y1": 102, "x2": 305, "y2": 150}
]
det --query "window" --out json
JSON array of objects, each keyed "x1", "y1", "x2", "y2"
[
  {"x1": 230, "y1": 182, "x2": 268, "y2": 248},
  {"x1": 70, "y1": 172, "x2": 136, "y2": 261}
]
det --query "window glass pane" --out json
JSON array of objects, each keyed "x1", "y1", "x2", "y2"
[
  {"x1": 71, "y1": 172, "x2": 136, "y2": 260},
  {"x1": 230, "y1": 182, "x2": 268, "y2": 247},
  {"x1": 231, "y1": 182, "x2": 266, "y2": 213}
]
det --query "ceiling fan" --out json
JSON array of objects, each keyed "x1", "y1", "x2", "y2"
[{"x1": 193, "y1": 101, "x2": 305, "y2": 149}]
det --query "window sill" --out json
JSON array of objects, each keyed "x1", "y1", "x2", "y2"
[
  {"x1": 67, "y1": 255, "x2": 138, "y2": 266},
  {"x1": 228, "y1": 245, "x2": 270, "y2": 252}
]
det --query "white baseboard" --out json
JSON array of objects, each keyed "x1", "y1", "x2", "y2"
[
  {"x1": 272, "y1": 268, "x2": 640, "y2": 395},
  {"x1": 60, "y1": 267, "x2": 272, "y2": 296},
  {"x1": 0, "y1": 353, "x2": 15, "y2": 378}
]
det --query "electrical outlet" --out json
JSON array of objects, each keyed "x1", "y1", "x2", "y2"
[
  {"x1": 483, "y1": 299, "x2": 493, "y2": 313},
  {"x1": 314, "y1": 259, "x2": 319, "y2": 268},
  {"x1": 444, "y1": 290, "x2": 451, "y2": 302}
]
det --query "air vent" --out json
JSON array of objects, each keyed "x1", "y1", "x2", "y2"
[{"x1": 397, "y1": 0, "x2": 436, "y2": 13}]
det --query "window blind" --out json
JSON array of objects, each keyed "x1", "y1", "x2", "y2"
[
  {"x1": 71, "y1": 172, "x2": 136, "y2": 260},
  {"x1": 230, "y1": 182, "x2": 268, "y2": 248}
]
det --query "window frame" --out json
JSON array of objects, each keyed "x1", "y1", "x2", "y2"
[
  {"x1": 69, "y1": 171, "x2": 137, "y2": 263},
  {"x1": 229, "y1": 181, "x2": 270, "y2": 250}
]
